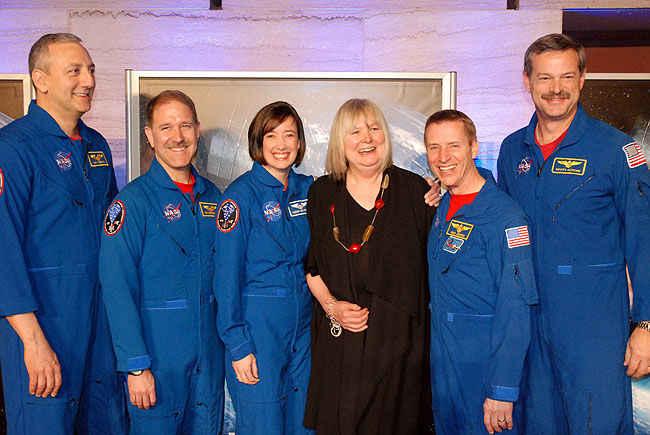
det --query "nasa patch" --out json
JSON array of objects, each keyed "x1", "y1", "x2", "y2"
[
  {"x1": 288, "y1": 199, "x2": 308, "y2": 217},
  {"x1": 622, "y1": 142, "x2": 647, "y2": 169},
  {"x1": 87, "y1": 151, "x2": 109, "y2": 167},
  {"x1": 55, "y1": 150, "x2": 73, "y2": 171},
  {"x1": 442, "y1": 237, "x2": 464, "y2": 254},
  {"x1": 517, "y1": 156, "x2": 532, "y2": 175},
  {"x1": 217, "y1": 199, "x2": 239, "y2": 233},
  {"x1": 263, "y1": 200, "x2": 282, "y2": 222},
  {"x1": 163, "y1": 202, "x2": 182, "y2": 223},
  {"x1": 104, "y1": 200, "x2": 125, "y2": 236},
  {"x1": 0, "y1": 167, "x2": 4, "y2": 197},
  {"x1": 199, "y1": 201, "x2": 218, "y2": 218}
]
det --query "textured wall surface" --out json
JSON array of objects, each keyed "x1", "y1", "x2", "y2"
[{"x1": 0, "y1": 0, "x2": 648, "y2": 176}]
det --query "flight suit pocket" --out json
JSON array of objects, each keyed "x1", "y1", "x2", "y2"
[
  {"x1": 140, "y1": 299, "x2": 194, "y2": 367},
  {"x1": 445, "y1": 313, "x2": 494, "y2": 364},
  {"x1": 242, "y1": 288, "x2": 288, "y2": 298},
  {"x1": 28, "y1": 264, "x2": 90, "y2": 317}
]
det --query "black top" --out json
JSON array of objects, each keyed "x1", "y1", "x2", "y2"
[{"x1": 305, "y1": 165, "x2": 435, "y2": 435}]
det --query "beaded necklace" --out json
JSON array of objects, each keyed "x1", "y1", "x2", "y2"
[{"x1": 330, "y1": 173, "x2": 389, "y2": 254}]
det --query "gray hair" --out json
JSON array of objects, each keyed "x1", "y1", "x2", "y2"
[{"x1": 29, "y1": 33, "x2": 83, "y2": 73}]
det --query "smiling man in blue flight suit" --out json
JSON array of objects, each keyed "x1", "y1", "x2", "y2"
[
  {"x1": 497, "y1": 33, "x2": 650, "y2": 434},
  {"x1": 426, "y1": 110, "x2": 537, "y2": 435},
  {"x1": 0, "y1": 33, "x2": 125, "y2": 434},
  {"x1": 99, "y1": 90, "x2": 224, "y2": 434}
]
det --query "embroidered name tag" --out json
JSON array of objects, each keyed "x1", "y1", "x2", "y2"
[
  {"x1": 199, "y1": 201, "x2": 218, "y2": 218},
  {"x1": 87, "y1": 151, "x2": 109, "y2": 167},
  {"x1": 288, "y1": 199, "x2": 308, "y2": 217},
  {"x1": 551, "y1": 158, "x2": 587, "y2": 176},
  {"x1": 446, "y1": 219, "x2": 474, "y2": 241}
]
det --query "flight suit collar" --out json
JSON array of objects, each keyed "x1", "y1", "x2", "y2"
[
  {"x1": 146, "y1": 157, "x2": 209, "y2": 196},
  {"x1": 434, "y1": 175, "x2": 497, "y2": 273},
  {"x1": 27, "y1": 100, "x2": 90, "y2": 140},
  {"x1": 523, "y1": 104, "x2": 588, "y2": 152},
  {"x1": 251, "y1": 161, "x2": 298, "y2": 191}
]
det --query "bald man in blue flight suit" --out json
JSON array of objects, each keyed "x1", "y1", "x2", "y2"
[
  {"x1": 99, "y1": 90, "x2": 224, "y2": 434},
  {"x1": 498, "y1": 34, "x2": 650, "y2": 434},
  {"x1": 426, "y1": 110, "x2": 537, "y2": 435},
  {"x1": 0, "y1": 33, "x2": 125, "y2": 435},
  {"x1": 214, "y1": 101, "x2": 314, "y2": 434}
]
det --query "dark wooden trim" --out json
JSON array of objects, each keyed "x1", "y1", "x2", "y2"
[{"x1": 210, "y1": 0, "x2": 222, "y2": 10}]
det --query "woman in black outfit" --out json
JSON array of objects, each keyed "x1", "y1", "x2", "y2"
[{"x1": 304, "y1": 98, "x2": 436, "y2": 435}]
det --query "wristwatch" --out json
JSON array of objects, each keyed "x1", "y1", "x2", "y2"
[
  {"x1": 636, "y1": 320, "x2": 650, "y2": 332},
  {"x1": 128, "y1": 370, "x2": 144, "y2": 376}
]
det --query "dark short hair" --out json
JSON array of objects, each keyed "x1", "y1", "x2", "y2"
[
  {"x1": 524, "y1": 33, "x2": 586, "y2": 77},
  {"x1": 29, "y1": 33, "x2": 83, "y2": 73},
  {"x1": 248, "y1": 101, "x2": 306, "y2": 167},
  {"x1": 145, "y1": 90, "x2": 199, "y2": 126},
  {"x1": 424, "y1": 109, "x2": 477, "y2": 143}
]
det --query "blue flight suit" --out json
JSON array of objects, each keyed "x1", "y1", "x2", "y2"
[
  {"x1": 0, "y1": 101, "x2": 126, "y2": 435},
  {"x1": 214, "y1": 162, "x2": 314, "y2": 435},
  {"x1": 497, "y1": 105, "x2": 650, "y2": 434},
  {"x1": 99, "y1": 158, "x2": 225, "y2": 434},
  {"x1": 428, "y1": 175, "x2": 538, "y2": 435}
]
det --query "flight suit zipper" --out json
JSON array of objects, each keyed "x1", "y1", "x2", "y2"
[{"x1": 551, "y1": 175, "x2": 595, "y2": 223}]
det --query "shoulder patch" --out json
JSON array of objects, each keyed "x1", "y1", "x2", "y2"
[
  {"x1": 87, "y1": 151, "x2": 109, "y2": 167},
  {"x1": 217, "y1": 199, "x2": 240, "y2": 233},
  {"x1": 0, "y1": 167, "x2": 4, "y2": 197},
  {"x1": 104, "y1": 200, "x2": 126, "y2": 236},
  {"x1": 505, "y1": 225, "x2": 530, "y2": 248},
  {"x1": 446, "y1": 219, "x2": 474, "y2": 241},
  {"x1": 199, "y1": 201, "x2": 218, "y2": 218},
  {"x1": 551, "y1": 157, "x2": 587, "y2": 176},
  {"x1": 622, "y1": 142, "x2": 647, "y2": 169}
]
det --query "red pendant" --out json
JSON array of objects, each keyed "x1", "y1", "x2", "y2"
[
  {"x1": 349, "y1": 243, "x2": 362, "y2": 254},
  {"x1": 374, "y1": 198, "x2": 385, "y2": 210},
  {"x1": 329, "y1": 204, "x2": 335, "y2": 215}
]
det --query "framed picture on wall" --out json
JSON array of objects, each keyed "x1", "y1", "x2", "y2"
[
  {"x1": 126, "y1": 71, "x2": 457, "y2": 191},
  {"x1": 581, "y1": 73, "x2": 650, "y2": 165},
  {"x1": 0, "y1": 74, "x2": 31, "y2": 125}
]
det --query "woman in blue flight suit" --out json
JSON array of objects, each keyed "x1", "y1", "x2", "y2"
[
  {"x1": 425, "y1": 110, "x2": 538, "y2": 435},
  {"x1": 214, "y1": 101, "x2": 314, "y2": 435}
]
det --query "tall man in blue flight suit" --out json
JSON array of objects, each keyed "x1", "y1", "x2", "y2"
[
  {"x1": 497, "y1": 33, "x2": 650, "y2": 434},
  {"x1": 0, "y1": 33, "x2": 126, "y2": 434},
  {"x1": 99, "y1": 90, "x2": 224, "y2": 434},
  {"x1": 426, "y1": 110, "x2": 537, "y2": 435}
]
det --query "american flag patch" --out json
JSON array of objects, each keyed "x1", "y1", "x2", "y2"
[
  {"x1": 505, "y1": 226, "x2": 530, "y2": 249},
  {"x1": 622, "y1": 142, "x2": 647, "y2": 169}
]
